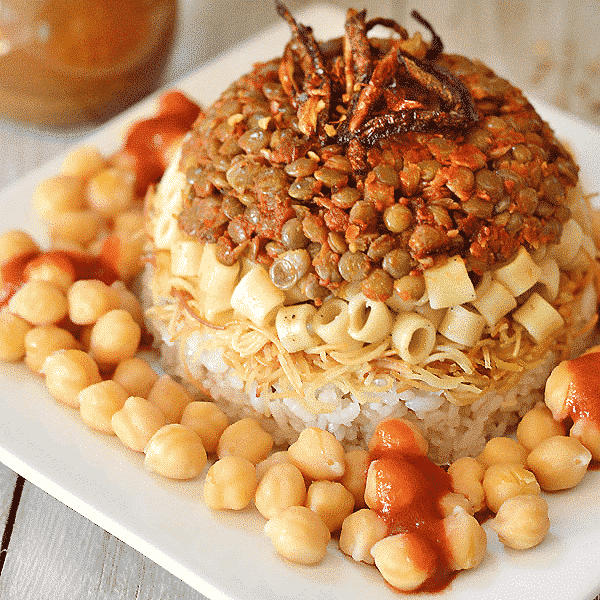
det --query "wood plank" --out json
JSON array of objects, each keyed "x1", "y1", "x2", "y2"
[
  {"x1": 0, "y1": 481, "x2": 207, "y2": 600},
  {"x1": 0, "y1": 463, "x2": 18, "y2": 531}
]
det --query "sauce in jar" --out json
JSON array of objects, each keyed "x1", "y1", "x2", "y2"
[{"x1": 0, "y1": 0, "x2": 176, "y2": 126}]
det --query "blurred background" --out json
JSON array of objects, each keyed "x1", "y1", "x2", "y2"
[{"x1": 0, "y1": 0, "x2": 598, "y2": 188}]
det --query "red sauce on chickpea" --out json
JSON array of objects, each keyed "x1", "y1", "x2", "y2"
[
  {"x1": 564, "y1": 352, "x2": 600, "y2": 426},
  {"x1": 368, "y1": 419, "x2": 456, "y2": 592}
]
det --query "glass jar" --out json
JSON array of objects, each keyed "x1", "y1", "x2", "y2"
[{"x1": 0, "y1": 0, "x2": 177, "y2": 127}]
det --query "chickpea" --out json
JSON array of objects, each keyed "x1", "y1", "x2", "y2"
[
  {"x1": 517, "y1": 403, "x2": 566, "y2": 451},
  {"x1": 526, "y1": 435, "x2": 591, "y2": 491},
  {"x1": 99, "y1": 233, "x2": 145, "y2": 283},
  {"x1": 482, "y1": 462, "x2": 540, "y2": 513},
  {"x1": 111, "y1": 396, "x2": 167, "y2": 452},
  {"x1": 491, "y1": 494, "x2": 550, "y2": 550},
  {"x1": 144, "y1": 424, "x2": 207, "y2": 480},
  {"x1": 256, "y1": 451, "x2": 292, "y2": 480},
  {"x1": 41, "y1": 349, "x2": 102, "y2": 407},
  {"x1": 110, "y1": 281, "x2": 144, "y2": 328},
  {"x1": 89, "y1": 309, "x2": 141, "y2": 366},
  {"x1": 0, "y1": 230, "x2": 39, "y2": 264},
  {"x1": 147, "y1": 374, "x2": 193, "y2": 424},
  {"x1": 447, "y1": 457, "x2": 486, "y2": 513},
  {"x1": 443, "y1": 508, "x2": 487, "y2": 570},
  {"x1": 180, "y1": 401, "x2": 229, "y2": 454},
  {"x1": 477, "y1": 436, "x2": 528, "y2": 468},
  {"x1": 60, "y1": 145, "x2": 107, "y2": 179},
  {"x1": 113, "y1": 210, "x2": 145, "y2": 238},
  {"x1": 203, "y1": 456, "x2": 258, "y2": 510},
  {"x1": 34, "y1": 175, "x2": 86, "y2": 221},
  {"x1": 217, "y1": 418, "x2": 274, "y2": 464},
  {"x1": 112, "y1": 357, "x2": 158, "y2": 399},
  {"x1": 439, "y1": 492, "x2": 474, "y2": 517},
  {"x1": 8, "y1": 280, "x2": 68, "y2": 326},
  {"x1": 24, "y1": 254, "x2": 75, "y2": 293},
  {"x1": 371, "y1": 533, "x2": 436, "y2": 592},
  {"x1": 288, "y1": 427, "x2": 345, "y2": 480},
  {"x1": 0, "y1": 312, "x2": 33, "y2": 362},
  {"x1": 86, "y1": 167, "x2": 135, "y2": 218},
  {"x1": 368, "y1": 418, "x2": 428, "y2": 458},
  {"x1": 24, "y1": 325, "x2": 80, "y2": 372},
  {"x1": 254, "y1": 462, "x2": 306, "y2": 519},
  {"x1": 48, "y1": 211, "x2": 105, "y2": 247},
  {"x1": 67, "y1": 279, "x2": 117, "y2": 325},
  {"x1": 263, "y1": 506, "x2": 331, "y2": 566},
  {"x1": 340, "y1": 449, "x2": 369, "y2": 509},
  {"x1": 570, "y1": 418, "x2": 600, "y2": 462},
  {"x1": 338, "y1": 509, "x2": 388, "y2": 565},
  {"x1": 305, "y1": 480, "x2": 355, "y2": 533},
  {"x1": 544, "y1": 360, "x2": 571, "y2": 421},
  {"x1": 78, "y1": 380, "x2": 129, "y2": 434}
]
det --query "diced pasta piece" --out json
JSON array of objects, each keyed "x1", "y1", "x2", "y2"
[
  {"x1": 439, "y1": 305, "x2": 486, "y2": 347},
  {"x1": 494, "y1": 247, "x2": 541, "y2": 296},
  {"x1": 312, "y1": 299, "x2": 362, "y2": 350},
  {"x1": 171, "y1": 240, "x2": 204, "y2": 277},
  {"x1": 512, "y1": 292, "x2": 564, "y2": 343},
  {"x1": 536, "y1": 258, "x2": 560, "y2": 302},
  {"x1": 199, "y1": 244, "x2": 240, "y2": 320},
  {"x1": 569, "y1": 234, "x2": 597, "y2": 271},
  {"x1": 230, "y1": 266, "x2": 285, "y2": 326},
  {"x1": 347, "y1": 293, "x2": 393, "y2": 344},
  {"x1": 415, "y1": 304, "x2": 445, "y2": 329},
  {"x1": 391, "y1": 312, "x2": 437, "y2": 364},
  {"x1": 423, "y1": 256, "x2": 476, "y2": 309},
  {"x1": 548, "y1": 218, "x2": 583, "y2": 269},
  {"x1": 471, "y1": 280, "x2": 517, "y2": 327},
  {"x1": 275, "y1": 304, "x2": 320, "y2": 353}
]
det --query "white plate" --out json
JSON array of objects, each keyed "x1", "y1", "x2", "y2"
[{"x1": 1, "y1": 4, "x2": 600, "y2": 600}]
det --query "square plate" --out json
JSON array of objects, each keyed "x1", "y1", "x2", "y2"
[{"x1": 1, "y1": 4, "x2": 600, "y2": 600}]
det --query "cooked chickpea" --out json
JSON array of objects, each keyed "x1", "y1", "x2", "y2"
[
  {"x1": 24, "y1": 254, "x2": 75, "y2": 293},
  {"x1": 371, "y1": 533, "x2": 436, "y2": 592},
  {"x1": 180, "y1": 401, "x2": 229, "y2": 453},
  {"x1": 491, "y1": 494, "x2": 550, "y2": 550},
  {"x1": 368, "y1": 418, "x2": 428, "y2": 457},
  {"x1": 439, "y1": 492, "x2": 474, "y2": 517},
  {"x1": 144, "y1": 424, "x2": 207, "y2": 480},
  {"x1": 305, "y1": 480, "x2": 355, "y2": 533},
  {"x1": 526, "y1": 435, "x2": 591, "y2": 491},
  {"x1": 111, "y1": 396, "x2": 167, "y2": 452},
  {"x1": 78, "y1": 380, "x2": 129, "y2": 434},
  {"x1": 89, "y1": 309, "x2": 141, "y2": 366},
  {"x1": 24, "y1": 325, "x2": 79, "y2": 372},
  {"x1": 0, "y1": 230, "x2": 39, "y2": 264},
  {"x1": 217, "y1": 418, "x2": 274, "y2": 464},
  {"x1": 263, "y1": 506, "x2": 331, "y2": 566},
  {"x1": 477, "y1": 436, "x2": 528, "y2": 467},
  {"x1": 34, "y1": 175, "x2": 86, "y2": 221},
  {"x1": 517, "y1": 403, "x2": 566, "y2": 451},
  {"x1": 482, "y1": 462, "x2": 540, "y2": 513},
  {"x1": 340, "y1": 449, "x2": 368, "y2": 509},
  {"x1": 113, "y1": 210, "x2": 144, "y2": 238},
  {"x1": 338, "y1": 509, "x2": 388, "y2": 565},
  {"x1": 147, "y1": 374, "x2": 193, "y2": 424},
  {"x1": 8, "y1": 280, "x2": 68, "y2": 326},
  {"x1": 443, "y1": 508, "x2": 487, "y2": 570},
  {"x1": 544, "y1": 360, "x2": 571, "y2": 421},
  {"x1": 254, "y1": 462, "x2": 306, "y2": 519},
  {"x1": 256, "y1": 451, "x2": 292, "y2": 480},
  {"x1": 86, "y1": 167, "x2": 135, "y2": 218},
  {"x1": 109, "y1": 281, "x2": 144, "y2": 328},
  {"x1": 447, "y1": 456, "x2": 486, "y2": 513},
  {"x1": 288, "y1": 427, "x2": 345, "y2": 480},
  {"x1": 60, "y1": 145, "x2": 107, "y2": 179},
  {"x1": 41, "y1": 349, "x2": 102, "y2": 407},
  {"x1": 112, "y1": 357, "x2": 158, "y2": 399},
  {"x1": 48, "y1": 211, "x2": 105, "y2": 247},
  {"x1": 203, "y1": 456, "x2": 258, "y2": 510},
  {"x1": 0, "y1": 312, "x2": 33, "y2": 362},
  {"x1": 67, "y1": 279, "x2": 117, "y2": 325},
  {"x1": 570, "y1": 418, "x2": 600, "y2": 462}
]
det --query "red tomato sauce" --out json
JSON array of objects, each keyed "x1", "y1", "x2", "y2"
[
  {"x1": 565, "y1": 352, "x2": 600, "y2": 426},
  {"x1": 368, "y1": 419, "x2": 456, "y2": 592}
]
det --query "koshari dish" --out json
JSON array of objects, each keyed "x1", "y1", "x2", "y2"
[{"x1": 143, "y1": 5, "x2": 599, "y2": 464}]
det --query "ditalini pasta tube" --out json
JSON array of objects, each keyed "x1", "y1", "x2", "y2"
[
  {"x1": 512, "y1": 292, "x2": 564, "y2": 343},
  {"x1": 171, "y1": 240, "x2": 204, "y2": 277},
  {"x1": 347, "y1": 293, "x2": 393, "y2": 344},
  {"x1": 199, "y1": 244, "x2": 240, "y2": 320},
  {"x1": 275, "y1": 304, "x2": 320, "y2": 353},
  {"x1": 549, "y1": 218, "x2": 583, "y2": 269},
  {"x1": 494, "y1": 247, "x2": 541, "y2": 296},
  {"x1": 312, "y1": 299, "x2": 363, "y2": 350},
  {"x1": 439, "y1": 305, "x2": 486, "y2": 347},
  {"x1": 471, "y1": 280, "x2": 517, "y2": 327},
  {"x1": 391, "y1": 312, "x2": 437, "y2": 364},
  {"x1": 536, "y1": 258, "x2": 560, "y2": 302},
  {"x1": 423, "y1": 256, "x2": 476, "y2": 309}
]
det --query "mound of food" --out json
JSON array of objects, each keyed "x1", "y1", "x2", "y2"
[{"x1": 143, "y1": 4, "x2": 598, "y2": 463}]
